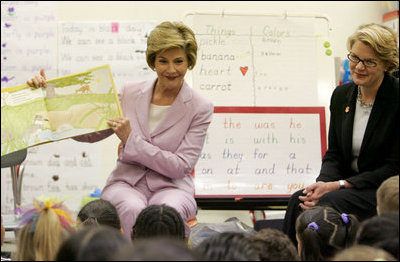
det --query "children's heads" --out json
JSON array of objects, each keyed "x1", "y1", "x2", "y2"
[
  {"x1": 114, "y1": 237, "x2": 202, "y2": 261},
  {"x1": 355, "y1": 212, "x2": 399, "y2": 259},
  {"x1": 77, "y1": 199, "x2": 121, "y2": 230},
  {"x1": 195, "y1": 231, "x2": 259, "y2": 261},
  {"x1": 332, "y1": 245, "x2": 396, "y2": 261},
  {"x1": 16, "y1": 197, "x2": 75, "y2": 261},
  {"x1": 248, "y1": 228, "x2": 300, "y2": 261},
  {"x1": 295, "y1": 206, "x2": 359, "y2": 261},
  {"x1": 377, "y1": 175, "x2": 399, "y2": 215},
  {"x1": 132, "y1": 204, "x2": 185, "y2": 241},
  {"x1": 56, "y1": 225, "x2": 130, "y2": 261}
]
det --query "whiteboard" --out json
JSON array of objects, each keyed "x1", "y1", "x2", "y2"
[
  {"x1": 187, "y1": 12, "x2": 335, "y2": 108},
  {"x1": 185, "y1": 13, "x2": 334, "y2": 199},
  {"x1": 194, "y1": 107, "x2": 327, "y2": 197}
]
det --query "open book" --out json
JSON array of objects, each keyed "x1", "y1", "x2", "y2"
[{"x1": 1, "y1": 65, "x2": 123, "y2": 156}]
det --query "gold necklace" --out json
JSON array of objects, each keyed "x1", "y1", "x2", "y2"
[{"x1": 357, "y1": 86, "x2": 374, "y2": 107}]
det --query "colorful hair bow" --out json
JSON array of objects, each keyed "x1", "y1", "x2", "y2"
[{"x1": 19, "y1": 197, "x2": 75, "y2": 233}]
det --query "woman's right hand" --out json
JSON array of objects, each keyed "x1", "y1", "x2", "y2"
[{"x1": 26, "y1": 68, "x2": 47, "y2": 88}]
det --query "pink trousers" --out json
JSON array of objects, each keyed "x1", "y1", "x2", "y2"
[{"x1": 101, "y1": 177, "x2": 197, "y2": 239}]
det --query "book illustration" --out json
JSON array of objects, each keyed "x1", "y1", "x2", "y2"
[{"x1": 1, "y1": 65, "x2": 122, "y2": 156}]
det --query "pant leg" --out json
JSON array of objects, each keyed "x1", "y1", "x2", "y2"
[
  {"x1": 282, "y1": 189, "x2": 305, "y2": 246},
  {"x1": 101, "y1": 181, "x2": 148, "y2": 240},
  {"x1": 149, "y1": 188, "x2": 197, "y2": 239},
  {"x1": 318, "y1": 188, "x2": 377, "y2": 221}
]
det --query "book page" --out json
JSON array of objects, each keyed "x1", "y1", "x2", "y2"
[{"x1": 1, "y1": 65, "x2": 122, "y2": 156}]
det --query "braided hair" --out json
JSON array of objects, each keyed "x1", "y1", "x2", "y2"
[
  {"x1": 132, "y1": 204, "x2": 185, "y2": 240},
  {"x1": 77, "y1": 199, "x2": 121, "y2": 230},
  {"x1": 295, "y1": 206, "x2": 359, "y2": 261}
]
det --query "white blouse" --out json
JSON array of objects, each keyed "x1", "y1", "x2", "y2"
[
  {"x1": 351, "y1": 99, "x2": 373, "y2": 172},
  {"x1": 148, "y1": 103, "x2": 171, "y2": 133}
]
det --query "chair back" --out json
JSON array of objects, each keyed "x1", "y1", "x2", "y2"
[{"x1": 1, "y1": 149, "x2": 28, "y2": 168}]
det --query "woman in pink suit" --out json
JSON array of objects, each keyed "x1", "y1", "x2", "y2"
[{"x1": 27, "y1": 21, "x2": 214, "y2": 239}]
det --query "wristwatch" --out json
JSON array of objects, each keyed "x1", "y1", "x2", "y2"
[{"x1": 339, "y1": 180, "x2": 346, "y2": 189}]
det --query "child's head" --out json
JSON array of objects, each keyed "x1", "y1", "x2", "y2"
[
  {"x1": 195, "y1": 232, "x2": 260, "y2": 261},
  {"x1": 15, "y1": 197, "x2": 75, "y2": 261},
  {"x1": 56, "y1": 225, "x2": 131, "y2": 261},
  {"x1": 332, "y1": 245, "x2": 396, "y2": 261},
  {"x1": 114, "y1": 237, "x2": 203, "y2": 261},
  {"x1": 377, "y1": 175, "x2": 399, "y2": 215},
  {"x1": 295, "y1": 206, "x2": 359, "y2": 261},
  {"x1": 77, "y1": 199, "x2": 121, "y2": 230},
  {"x1": 248, "y1": 228, "x2": 300, "y2": 261},
  {"x1": 356, "y1": 212, "x2": 399, "y2": 259},
  {"x1": 132, "y1": 204, "x2": 185, "y2": 241}
]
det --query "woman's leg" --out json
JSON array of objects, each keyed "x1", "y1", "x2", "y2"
[
  {"x1": 282, "y1": 189, "x2": 304, "y2": 246},
  {"x1": 149, "y1": 188, "x2": 197, "y2": 239},
  {"x1": 101, "y1": 181, "x2": 148, "y2": 239}
]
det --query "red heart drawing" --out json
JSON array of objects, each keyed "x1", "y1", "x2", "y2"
[{"x1": 240, "y1": 66, "x2": 248, "y2": 76}]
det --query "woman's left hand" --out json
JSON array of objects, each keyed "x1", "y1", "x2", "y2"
[
  {"x1": 107, "y1": 117, "x2": 131, "y2": 144},
  {"x1": 298, "y1": 181, "x2": 335, "y2": 210}
]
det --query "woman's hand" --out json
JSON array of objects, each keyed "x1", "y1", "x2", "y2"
[
  {"x1": 27, "y1": 69, "x2": 47, "y2": 88},
  {"x1": 298, "y1": 181, "x2": 338, "y2": 210},
  {"x1": 107, "y1": 117, "x2": 132, "y2": 144}
]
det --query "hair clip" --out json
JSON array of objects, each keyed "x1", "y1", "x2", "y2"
[
  {"x1": 307, "y1": 222, "x2": 319, "y2": 231},
  {"x1": 341, "y1": 213, "x2": 349, "y2": 224}
]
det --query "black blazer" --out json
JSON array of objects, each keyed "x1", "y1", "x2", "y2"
[{"x1": 317, "y1": 74, "x2": 399, "y2": 189}]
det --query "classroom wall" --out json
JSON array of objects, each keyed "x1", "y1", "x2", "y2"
[
  {"x1": 57, "y1": 1, "x2": 383, "y2": 59},
  {"x1": 61, "y1": 0, "x2": 382, "y2": 190},
  {"x1": 1, "y1": 1, "x2": 387, "y2": 213}
]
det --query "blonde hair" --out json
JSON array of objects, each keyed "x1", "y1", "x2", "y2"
[
  {"x1": 332, "y1": 245, "x2": 396, "y2": 261},
  {"x1": 16, "y1": 207, "x2": 70, "y2": 260},
  {"x1": 15, "y1": 198, "x2": 75, "y2": 261},
  {"x1": 146, "y1": 21, "x2": 198, "y2": 70},
  {"x1": 347, "y1": 23, "x2": 399, "y2": 73},
  {"x1": 377, "y1": 175, "x2": 399, "y2": 215}
]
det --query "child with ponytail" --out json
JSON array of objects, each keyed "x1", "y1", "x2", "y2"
[
  {"x1": 295, "y1": 206, "x2": 359, "y2": 261},
  {"x1": 15, "y1": 197, "x2": 75, "y2": 261}
]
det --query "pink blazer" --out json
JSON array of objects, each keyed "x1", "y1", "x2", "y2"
[{"x1": 77, "y1": 78, "x2": 213, "y2": 195}]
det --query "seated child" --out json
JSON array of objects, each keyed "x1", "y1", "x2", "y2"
[
  {"x1": 376, "y1": 175, "x2": 399, "y2": 215},
  {"x1": 131, "y1": 204, "x2": 185, "y2": 241},
  {"x1": 77, "y1": 199, "x2": 122, "y2": 232},
  {"x1": 295, "y1": 206, "x2": 359, "y2": 261},
  {"x1": 248, "y1": 228, "x2": 300, "y2": 261},
  {"x1": 56, "y1": 225, "x2": 130, "y2": 261},
  {"x1": 15, "y1": 197, "x2": 75, "y2": 261},
  {"x1": 355, "y1": 212, "x2": 399, "y2": 259},
  {"x1": 332, "y1": 245, "x2": 396, "y2": 261}
]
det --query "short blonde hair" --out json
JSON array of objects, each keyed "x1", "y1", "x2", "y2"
[
  {"x1": 146, "y1": 21, "x2": 198, "y2": 70},
  {"x1": 347, "y1": 23, "x2": 399, "y2": 73},
  {"x1": 377, "y1": 175, "x2": 399, "y2": 215},
  {"x1": 332, "y1": 245, "x2": 396, "y2": 261}
]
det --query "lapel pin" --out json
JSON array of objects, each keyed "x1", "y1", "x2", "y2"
[{"x1": 345, "y1": 106, "x2": 350, "y2": 113}]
